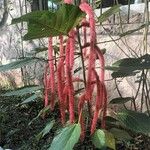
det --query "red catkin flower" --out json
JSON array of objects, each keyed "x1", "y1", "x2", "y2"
[
  {"x1": 42, "y1": 0, "x2": 108, "y2": 138},
  {"x1": 82, "y1": 19, "x2": 88, "y2": 58},
  {"x1": 64, "y1": 0, "x2": 72, "y2": 4},
  {"x1": 95, "y1": 45, "x2": 108, "y2": 129},
  {"x1": 90, "y1": 69, "x2": 102, "y2": 134},
  {"x1": 57, "y1": 35, "x2": 66, "y2": 124},
  {"x1": 48, "y1": 37, "x2": 55, "y2": 111},
  {"x1": 44, "y1": 64, "x2": 49, "y2": 107},
  {"x1": 69, "y1": 30, "x2": 75, "y2": 69},
  {"x1": 65, "y1": 38, "x2": 75, "y2": 123},
  {"x1": 79, "y1": 2, "x2": 97, "y2": 101},
  {"x1": 80, "y1": 2, "x2": 108, "y2": 132}
]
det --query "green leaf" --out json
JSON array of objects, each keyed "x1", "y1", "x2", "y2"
[
  {"x1": 92, "y1": 129, "x2": 116, "y2": 150},
  {"x1": 49, "y1": 123, "x2": 81, "y2": 150},
  {"x1": 117, "y1": 110, "x2": 150, "y2": 135},
  {"x1": 101, "y1": 48, "x2": 106, "y2": 54},
  {"x1": 109, "y1": 97, "x2": 133, "y2": 104},
  {"x1": 36, "y1": 120, "x2": 55, "y2": 140},
  {"x1": 12, "y1": 4, "x2": 85, "y2": 40},
  {"x1": 120, "y1": 22, "x2": 150, "y2": 37},
  {"x1": 2, "y1": 85, "x2": 43, "y2": 96},
  {"x1": 105, "y1": 54, "x2": 150, "y2": 78},
  {"x1": 110, "y1": 128, "x2": 132, "y2": 141},
  {"x1": 49, "y1": 0, "x2": 63, "y2": 3},
  {"x1": 21, "y1": 94, "x2": 40, "y2": 104},
  {"x1": 111, "y1": 71, "x2": 138, "y2": 78},
  {"x1": 0, "y1": 58, "x2": 38, "y2": 72},
  {"x1": 48, "y1": 0, "x2": 64, "y2": 4},
  {"x1": 95, "y1": 0, "x2": 103, "y2": 8},
  {"x1": 105, "y1": 116, "x2": 118, "y2": 123},
  {"x1": 98, "y1": 5, "x2": 120, "y2": 23},
  {"x1": 32, "y1": 47, "x2": 48, "y2": 54},
  {"x1": 28, "y1": 105, "x2": 51, "y2": 126}
]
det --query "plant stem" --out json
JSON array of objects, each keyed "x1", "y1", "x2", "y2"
[
  {"x1": 76, "y1": 28, "x2": 87, "y2": 87},
  {"x1": 140, "y1": 70, "x2": 145, "y2": 112},
  {"x1": 76, "y1": 27, "x2": 92, "y2": 119}
]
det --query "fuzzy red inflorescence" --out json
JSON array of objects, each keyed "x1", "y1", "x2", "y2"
[
  {"x1": 48, "y1": 37, "x2": 55, "y2": 111},
  {"x1": 80, "y1": 2, "x2": 96, "y2": 101},
  {"x1": 57, "y1": 35, "x2": 66, "y2": 124},
  {"x1": 44, "y1": 64, "x2": 49, "y2": 107},
  {"x1": 43, "y1": 0, "x2": 108, "y2": 139}
]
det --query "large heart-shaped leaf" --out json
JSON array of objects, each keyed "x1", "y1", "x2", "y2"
[
  {"x1": 12, "y1": 4, "x2": 85, "y2": 40},
  {"x1": 49, "y1": 123, "x2": 81, "y2": 150},
  {"x1": 117, "y1": 110, "x2": 150, "y2": 135},
  {"x1": 92, "y1": 129, "x2": 116, "y2": 150},
  {"x1": 106, "y1": 54, "x2": 150, "y2": 78}
]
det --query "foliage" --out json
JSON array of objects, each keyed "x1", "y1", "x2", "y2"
[
  {"x1": 106, "y1": 54, "x2": 150, "y2": 78},
  {"x1": 0, "y1": 0, "x2": 150, "y2": 150},
  {"x1": 49, "y1": 124, "x2": 81, "y2": 150},
  {"x1": 98, "y1": 5, "x2": 120, "y2": 23},
  {"x1": 92, "y1": 129, "x2": 116, "y2": 150},
  {"x1": 0, "y1": 58, "x2": 39, "y2": 72},
  {"x1": 0, "y1": 90, "x2": 53, "y2": 149},
  {"x1": 109, "y1": 97, "x2": 134, "y2": 104},
  {"x1": 117, "y1": 110, "x2": 150, "y2": 135},
  {"x1": 12, "y1": 4, "x2": 86, "y2": 40}
]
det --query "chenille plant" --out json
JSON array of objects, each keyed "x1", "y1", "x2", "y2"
[
  {"x1": 42, "y1": 0, "x2": 109, "y2": 145},
  {"x1": 1, "y1": 0, "x2": 150, "y2": 149},
  {"x1": 0, "y1": 0, "x2": 122, "y2": 149}
]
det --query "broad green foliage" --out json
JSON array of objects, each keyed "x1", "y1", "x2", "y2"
[
  {"x1": 12, "y1": 4, "x2": 86, "y2": 40},
  {"x1": 36, "y1": 120, "x2": 55, "y2": 140},
  {"x1": 106, "y1": 54, "x2": 150, "y2": 78},
  {"x1": 110, "y1": 128, "x2": 132, "y2": 141},
  {"x1": 117, "y1": 110, "x2": 150, "y2": 135},
  {"x1": 2, "y1": 85, "x2": 43, "y2": 96},
  {"x1": 105, "y1": 116, "x2": 118, "y2": 123},
  {"x1": 49, "y1": 123, "x2": 81, "y2": 150},
  {"x1": 92, "y1": 129, "x2": 116, "y2": 150},
  {"x1": 98, "y1": 5, "x2": 120, "y2": 23},
  {"x1": 21, "y1": 93, "x2": 40, "y2": 104},
  {"x1": 0, "y1": 58, "x2": 38, "y2": 72},
  {"x1": 109, "y1": 97, "x2": 133, "y2": 104}
]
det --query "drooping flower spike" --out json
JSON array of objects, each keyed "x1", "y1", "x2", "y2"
[
  {"x1": 48, "y1": 37, "x2": 55, "y2": 110},
  {"x1": 43, "y1": 0, "x2": 108, "y2": 139}
]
